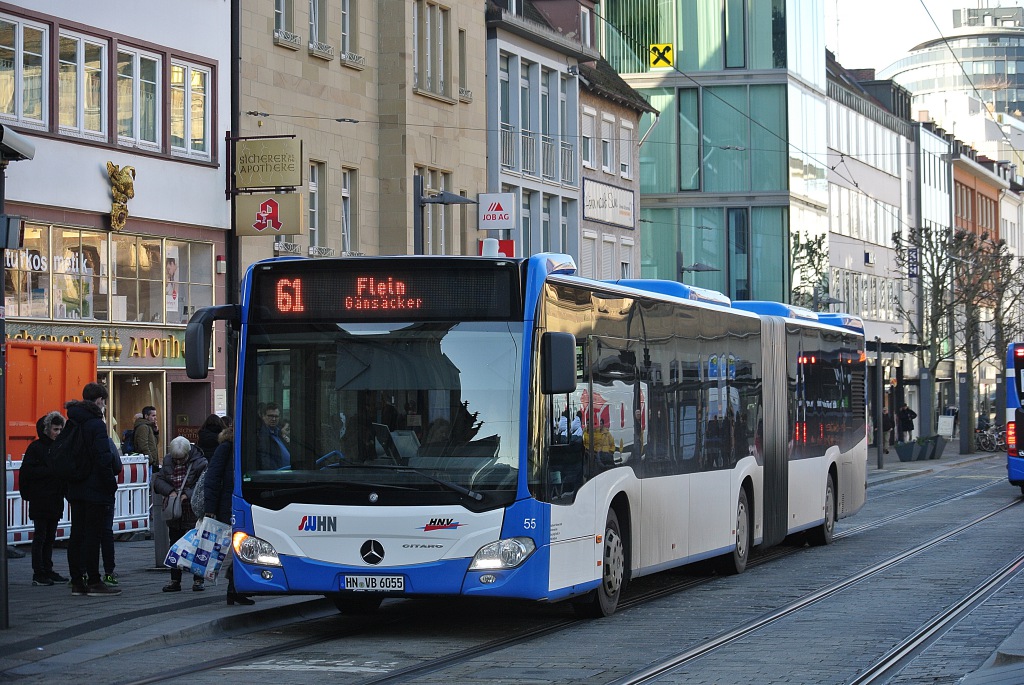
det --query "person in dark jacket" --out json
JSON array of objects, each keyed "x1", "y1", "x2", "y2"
[
  {"x1": 154, "y1": 436, "x2": 207, "y2": 592},
  {"x1": 19, "y1": 411, "x2": 69, "y2": 586},
  {"x1": 203, "y1": 424, "x2": 253, "y2": 605},
  {"x1": 65, "y1": 382, "x2": 121, "y2": 597},
  {"x1": 898, "y1": 403, "x2": 918, "y2": 443},
  {"x1": 196, "y1": 414, "x2": 224, "y2": 457}
]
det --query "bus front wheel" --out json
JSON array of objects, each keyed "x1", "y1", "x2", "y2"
[{"x1": 573, "y1": 509, "x2": 624, "y2": 618}]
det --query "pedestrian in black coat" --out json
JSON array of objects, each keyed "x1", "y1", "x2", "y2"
[
  {"x1": 65, "y1": 382, "x2": 121, "y2": 596},
  {"x1": 898, "y1": 403, "x2": 918, "y2": 443},
  {"x1": 19, "y1": 411, "x2": 69, "y2": 586},
  {"x1": 202, "y1": 425, "x2": 253, "y2": 605}
]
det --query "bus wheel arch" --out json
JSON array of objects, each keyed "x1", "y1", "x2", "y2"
[
  {"x1": 808, "y1": 466, "x2": 837, "y2": 546},
  {"x1": 573, "y1": 494, "x2": 631, "y2": 618}
]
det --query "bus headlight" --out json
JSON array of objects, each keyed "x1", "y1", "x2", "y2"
[
  {"x1": 468, "y1": 537, "x2": 536, "y2": 570},
  {"x1": 233, "y1": 532, "x2": 282, "y2": 566}
]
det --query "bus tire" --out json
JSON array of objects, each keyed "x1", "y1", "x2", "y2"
[
  {"x1": 717, "y1": 488, "x2": 750, "y2": 575},
  {"x1": 572, "y1": 508, "x2": 624, "y2": 618},
  {"x1": 331, "y1": 594, "x2": 383, "y2": 614},
  {"x1": 808, "y1": 473, "x2": 836, "y2": 546}
]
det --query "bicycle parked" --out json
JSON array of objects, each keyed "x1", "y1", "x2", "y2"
[{"x1": 975, "y1": 424, "x2": 1006, "y2": 452}]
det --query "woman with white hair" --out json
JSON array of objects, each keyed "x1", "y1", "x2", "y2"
[{"x1": 153, "y1": 435, "x2": 208, "y2": 591}]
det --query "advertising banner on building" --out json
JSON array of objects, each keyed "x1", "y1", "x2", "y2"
[
  {"x1": 235, "y1": 193, "x2": 305, "y2": 237},
  {"x1": 583, "y1": 179, "x2": 635, "y2": 229}
]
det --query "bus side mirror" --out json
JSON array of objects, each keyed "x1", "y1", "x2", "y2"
[
  {"x1": 541, "y1": 332, "x2": 577, "y2": 395},
  {"x1": 185, "y1": 305, "x2": 240, "y2": 379}
]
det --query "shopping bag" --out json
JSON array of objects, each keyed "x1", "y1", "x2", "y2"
[
  {"x1": 183, "y1": 517, "x2": 232, "y2": 581},
  {"x1": 164, "y1": 528, "x2": 200, "y2": 570}
]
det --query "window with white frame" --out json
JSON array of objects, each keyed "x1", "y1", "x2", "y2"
[
  {"x1": 601, "y1": 235, "x2": 615, "y2": 279},
  {"x1": 416, "y1": 166, "x2": 452, "y2": 254},
  {"x1": 521, "y1": 189, "x2": 532, "y2": 256},
  {"x1": 582, "y1": 109, "x2": 595, "y2": 168},
  {"x1": 116, "y1": 48, "x2": 160, "y2": 149},
  {"x1": 560, "y1": 199, "x2": 569, "y2": 252},
  {"x1": 600, "y1": 114, "x2": 615, "y2": 174},
  {"x1": 58, "y1": 31, "x2": 105, "y2": 138},
  {"x1": 619, "y1": 121, "x2": 633, "y2": 179},
  {"x1": 413, "y1": 0, "x2": 449, "y2": 97},
  {"x1": 0, "y1": 15, "x2": 47, "y2": 126},
  {"x1": 309, "y1": 0, "x2": 324, "y2": 45},
  {"x1": 275, "y1": 0, "x2": 292, "y2": 32},
  {"x1": 341, "y1": 168, "x2": 354, "y2": 253},
  {"x1": 340, "y1": 0, "x2": 352, "y2": 56},
  {"x1": 580, "y1": 7, "x2": 591, "y2": 47},
  {"x1": 170, "y1": 61, "x2": 210, "y2": 158},
  {"x1": 308, "y1": 162, "x2": 324, "y2": 247},
  {"x1": 541, "y1": 195, "x2": 551, "y2": 251}
]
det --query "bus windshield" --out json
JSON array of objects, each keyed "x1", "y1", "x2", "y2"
[{"x1": 240, "y1": 320, "x2": 522, "y2": 510}]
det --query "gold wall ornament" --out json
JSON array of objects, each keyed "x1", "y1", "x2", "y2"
[{"x1": 106, "y1": 161, "x2": 136, "y2": 231}]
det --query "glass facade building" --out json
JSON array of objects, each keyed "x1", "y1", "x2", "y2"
[
  {"x1": 880, "y1": 28, "x2": 1024, "y2": 116},
  {"x1": 601, "y1": 0, "x2": 828, "y2": 303}
]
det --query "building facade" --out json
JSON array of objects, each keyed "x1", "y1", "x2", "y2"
[
  {"x1": 576, "y1": 58, "x2": 656, "y2": 279},
  {"x1": 2, "y1": 1, "x2": 231, "y2": 454},
  {"x1": 603, "y1": 0, "x2": 827, "y2": 304},
  {"x1": 239, "y1": 0, "x2": 488, "y2": 267},
  {"x1": 484, "y1": 0, "x2": 597, "y2": 262}
]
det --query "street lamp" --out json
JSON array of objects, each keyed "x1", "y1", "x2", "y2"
[
  {"x1": 413, "y1": 175, "x2": 477, "y2": 255},
  {"x1": 0, "y1": 124, "x2": 35, "y2": 631}
]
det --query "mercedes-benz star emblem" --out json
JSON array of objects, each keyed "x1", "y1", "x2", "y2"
[{"x1": 360, "y1": 540, "x2": 385, "y2": 565}]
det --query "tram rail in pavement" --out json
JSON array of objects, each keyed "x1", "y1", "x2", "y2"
[{"x1": 0, "y1": 442, "x2": 1017, "y2": 682}]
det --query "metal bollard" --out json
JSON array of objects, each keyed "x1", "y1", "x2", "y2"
[{"x1": 152, "y1": 484, "x2": 169, "y2": 568}]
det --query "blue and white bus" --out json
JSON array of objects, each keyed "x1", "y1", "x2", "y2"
[
  {"x1": 185, "y1": 254, "x2": 867, "y2": 617},
  {"x1": 1006, "y1": 343, "x2": 1024, "y2": 493}
]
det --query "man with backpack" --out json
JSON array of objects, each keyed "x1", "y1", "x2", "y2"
[{"x1": 62, "y1": 382, "x2": 121, "y2": 596}]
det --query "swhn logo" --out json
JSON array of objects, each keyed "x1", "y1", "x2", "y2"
[{"x1": 298, "y1": 515, "x2": 337, "y2": 532}]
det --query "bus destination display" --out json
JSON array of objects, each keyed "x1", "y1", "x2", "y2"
[{"x1": 256, "y1": 264, "x2": 518, "y2": 321}]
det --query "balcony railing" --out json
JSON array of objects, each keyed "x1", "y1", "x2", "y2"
[
  {"x1": 560, "y1": 140, "x2": 577, "y2": 185},
  {"x1": 500, "y1": 122, "x2": 516, "y2": 169},
  {"x1": 541, "y1": 134, "x2": 556, "y2": 181},
  {"x1": 521, "y1": 128, "x2": 537, "y2": 177}
]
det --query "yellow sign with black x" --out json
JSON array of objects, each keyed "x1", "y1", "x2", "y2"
[{"x1": 649, "y1": 43, "x2": 673, "y2": 68}]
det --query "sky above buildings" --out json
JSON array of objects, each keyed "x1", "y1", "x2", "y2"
[{"x1": 826, "y1": 0, "x2": 976, "y2": 73}]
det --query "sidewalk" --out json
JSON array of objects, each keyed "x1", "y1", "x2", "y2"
[
  {"x1": 0, "y1": 536, "x2": 334, "y2": 677},
  {"x1": 0, "y1": 443, "x2": 1015, "y2": 681}
]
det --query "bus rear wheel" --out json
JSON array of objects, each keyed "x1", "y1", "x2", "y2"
[
  {"x1": 573, "y1": 509, "x2": 624, "y2": 618},
  {"x1": 331, "y1": 594, "x2": 383, "y2": 614},
  {"x1": 808, "y1": 473, "x2": 836, "y2": 546},
  {"x1": 717, "y1": 488, "x2": 750, "y2": 575}
]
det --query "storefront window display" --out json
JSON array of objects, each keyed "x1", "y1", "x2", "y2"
[
  {"x1": 4, "y1": 223, "x2": 213, "y2": 325},
  {"x1": 4, "y1": 224, "x2": 51, "y2": 317}
]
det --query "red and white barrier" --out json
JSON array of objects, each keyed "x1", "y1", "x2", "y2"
[{"x1": 6, "y1": 455, "x2": 151, "y2": 545}]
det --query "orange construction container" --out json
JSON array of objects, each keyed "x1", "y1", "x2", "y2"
[{"x1": 6, "y1": 340, "x2": 98, "y2": 461}]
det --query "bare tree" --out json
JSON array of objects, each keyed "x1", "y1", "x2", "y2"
[{"x1": 790, "y1": 230, "x2": 828, "y2": 309}]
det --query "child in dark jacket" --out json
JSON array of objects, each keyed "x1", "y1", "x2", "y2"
[{"x1": 19, "y1": 411, "x2": 69, "y2": 586}]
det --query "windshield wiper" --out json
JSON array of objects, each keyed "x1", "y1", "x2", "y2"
[{"x1": 315, "y1": 452, "x2": 485, "y2": 501}]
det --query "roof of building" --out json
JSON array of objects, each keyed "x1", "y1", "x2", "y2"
[{"x1": 577, "y1": 58, "x2": 659, "y2": 116}]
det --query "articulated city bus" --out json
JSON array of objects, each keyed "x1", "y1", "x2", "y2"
[
  {"x1": 185, "y1": 253, "x2": 866, "y2": 617},
  {"x1": 1006, "y1": 343, "x2": 1023, "y2": 493}
]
